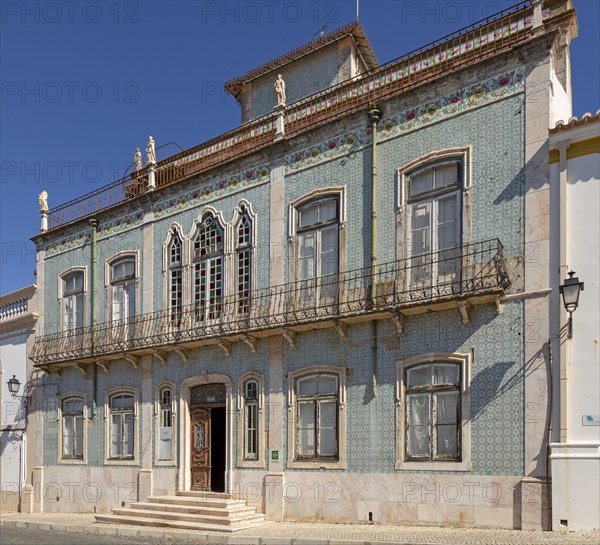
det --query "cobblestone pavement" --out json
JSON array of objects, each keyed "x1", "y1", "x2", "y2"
[
  {"x1": 0, "y1": 527, "x2": 164, "y2": 545},
  {"x1": 1, "y1": 513, "x2": 599, "y2": 545}
]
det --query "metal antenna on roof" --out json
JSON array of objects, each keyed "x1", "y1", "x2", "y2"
[
  {"x1": 357, "y1": 0, "x2": 359, "y2": 20},
  {"x1": 314, "y1": 22, "x2": 329, "y2": 37}
]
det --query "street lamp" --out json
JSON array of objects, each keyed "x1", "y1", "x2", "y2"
[
  {"x1": 559, "y1": 270, "x2": 585, "y2": 339},
  {"x1": 7, "y1": 374, "x2": 29, "y2": 409},
  {"x1": 7, "y1": 375, "x2": 21, "y2": 396}
]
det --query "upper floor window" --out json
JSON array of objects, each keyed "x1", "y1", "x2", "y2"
[
  {"x1": 193, "y1": 214, "x2": 224, "y2": 321},
  {"x1": 61, "y1": 396, "x2": 84, "y2": 459},
  {"x1": 109, "y1": 392, "x2": 135, "y2": 460},
  {"x1": 404, "y1": 363, "x2": 460, "y2": 461},
  {"x1": 236, "y1": 210, "x2": 252, "y2": 315},
  {"x1": 62, "y1": 272, "x2": 84, "y2": 330},
  {"x1": 405, "y1": 159, "x2": 462, "y2": 288},
  {"x1": 295, "y1": 373, "x2": 338, "y2": 460},
  {"x1": 168, "y1": 231, "x2": 183, "y2": 322},
  {"x1": 111, "y1": 257, "x2": 136, "y2": 321},
  {"x1": 296, "y1": 198, "x2": 339, "y2": 304}
]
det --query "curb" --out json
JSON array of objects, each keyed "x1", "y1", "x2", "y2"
[{"x1": 0, "y1": 519, "x2": 434, "y2": 545}]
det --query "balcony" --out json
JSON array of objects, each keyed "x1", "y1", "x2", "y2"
[
  {"x1": 0, "y1": 285, "x2": 38, "y2": 329},
  {"x1": 31, "y1": 240, "x2": 509, "y2": 368}
]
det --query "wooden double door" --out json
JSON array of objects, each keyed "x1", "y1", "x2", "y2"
[{"x1": 190, "y1": 405, "x2": 226, "y2": 492}]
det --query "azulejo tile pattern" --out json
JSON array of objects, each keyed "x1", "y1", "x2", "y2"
[
  {"x1": 153, "y1": 165, "x2": 271, "y2": 219},
  {"x1": 282, "y1": 302, "x2": 524, "y2": 475},
  {"x1": 44, "y1": 211, "x2": 144, "y2": 257},
  {"x1": 284, "y1": 68, "x2": 524, "y2": 173}
]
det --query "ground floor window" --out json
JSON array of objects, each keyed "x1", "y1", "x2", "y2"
[
  {"x1": 396, "y1": 353, "x2": 472, "y2": 471},
  {"x1": 109, "y1": 392, "x2": 135, "y2": 460},
  {"x1": 405, "y1": 363, "x2": 460, "y2": 461},
  {"x1": 157, "y1": 385, "x2": 174, "y2": 461},
  {"x1": 61, "y1": 396, "x2": 83, "y2": 460},
  {"x1": 295, "y1": 373, "x2": 339, "y2": 460}
]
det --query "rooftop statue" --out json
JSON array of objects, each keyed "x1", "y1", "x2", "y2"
[
  {"x1": 134, "y1": 147, "x2": 143, "y2": 171},
  {"x1": 274, "y1": 74, "x2": 286, "y2": 107},
  {"x1": 146, "y1": 136, "x2": 156, "y2": 165},
  {"x1": 38, "y1": 191, "x2": 48, "y2": 213}
]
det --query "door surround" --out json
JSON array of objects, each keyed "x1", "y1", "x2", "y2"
[{"x1": 178, "y1": 373, "x2": 233, "y2": 492}]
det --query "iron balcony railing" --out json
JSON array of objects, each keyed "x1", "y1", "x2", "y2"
[
  {"x1": 42, "y1": 1, "x2": 540, "y2": 231},
  {"x1": 31, "y1": 240, "x2": 509, "y2": 366}
]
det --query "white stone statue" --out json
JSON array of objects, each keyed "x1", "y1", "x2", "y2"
[
  {"x1": 38, "y1": 191, "x2": 48, "y2": 212},
  {"x1": 146, "y1": 136, "x2": 156, "y2": 165},
  {"x1": 274, "y1": 74, "x2": 286, "y2": 107},
  {"x1": 134, "y1": 147, "x2": 143, "y2": 171}
]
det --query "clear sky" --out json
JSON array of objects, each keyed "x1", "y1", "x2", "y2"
[{"x1": 1, "y1": 0, "x2": 599, "y2": 295}]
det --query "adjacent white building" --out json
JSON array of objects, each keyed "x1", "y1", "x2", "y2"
[
  {"x1": 549, "y1": 110, "x2": 600, "y2": 531},
  {"x1": 0, "y1": 285, "x2": 38, "y2": 512}
]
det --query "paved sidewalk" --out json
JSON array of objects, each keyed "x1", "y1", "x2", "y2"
[{"x1": 1, "y1": 513, "x2": 598, "y2": 545}]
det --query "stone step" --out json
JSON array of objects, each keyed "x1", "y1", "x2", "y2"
[
  {"x1": 111, "y1": 507, "x2": 266, "y2": 526},
  {"x1": 95, "y1": 513, "x2": 269, "y2": 533},
  {"x1": 129, "y1": 501, "x2": 257, "y2": 516},
  {"x1": 176, "y1": 490, "x2": 237, "y2": 499},
  {"x1": 146, "y1": 494, "x2": 247, "y2": 508}
]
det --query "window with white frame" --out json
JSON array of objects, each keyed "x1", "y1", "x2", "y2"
[
  {"x1": 296, "y1": 198, "x2": 339, "y2": 306},
  {"x1": 295, "y1": 373, "x2": 338, "y2": 460},
  {"x1": 168, "y1": 231, "x2": 183, "y2": 323},
  {"x1": 61, "y1": 396, "x2": 84, "y2": 459},
  {"x1": 406, "y1": 159, "x2": 462, "y2": 289},
  {"x1": 157, "y1": 385, "x2": 173, "y2": 461},
  {"x1": 110, "y1": 257, "x2": 136, "y2": 321},
  {"x1": 243, "y1": 379, "x2": 259, "y2": 460},
  {"x1": 193, "y1": 214, "x2": 223, "y2": 321},
  {"x1": 404, "y1": 363, "x2": 461, "y2": 461},
  {"x1": 109, "y1": 392, "x2": 135, "y2": 460},
  {"x1": 62, "y1": 272, "x2": 84, "y2": 330},
  {"x1": 236, "y1": 210, "x2": 252, "y2": 315}
]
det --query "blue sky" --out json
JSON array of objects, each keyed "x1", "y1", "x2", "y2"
[{"x1": 1, "y1": 0, "x2": 599, "y2": 295}]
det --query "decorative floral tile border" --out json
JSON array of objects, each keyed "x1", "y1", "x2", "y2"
[
  {"x1": 44, "y1": 210, "x2": 145, "y2": 257},
  {"x1": 172, "y1": 123, "x2": 274, "y2": 168},
  {"x1": 44, "y1": 166, "x2": 271, "y2": 257},
  {"x1": 45, "y1": 231, "x2": 91, "y2": 257},
  {"x1": 285, "y1": 68, "x2": 524, "y2": 173},
  {"x1": 153, "y1": 164, "x2": 270, "y2": 220}
]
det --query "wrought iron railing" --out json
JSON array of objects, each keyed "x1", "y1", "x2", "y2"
[
  {"x1": 31, "y1": 240, "x2": 509, "y2": 365},
  {"x1": 42, "y1": 1, "x2": 541, "y2": 231}
]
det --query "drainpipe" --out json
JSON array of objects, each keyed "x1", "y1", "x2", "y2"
[
  {"x1": 368, "y1": 105, "x2": 382, "y2": 397},
  {"x1": 89, "y1": 219, "x2": 98, "y2": 419}
]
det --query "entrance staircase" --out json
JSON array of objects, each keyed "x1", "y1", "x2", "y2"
[{"x1": 95, "y1": 491, "x2": 269, "y2": 532}]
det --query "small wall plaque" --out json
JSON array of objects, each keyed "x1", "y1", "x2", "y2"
[
  {"x1": 582, "y1": 415, "x2": 600, "y2": 426},
  {"x1": 271, "y1": 450, "x2": 279, "y2": 461}
]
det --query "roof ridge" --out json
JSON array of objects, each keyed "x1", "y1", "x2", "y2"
[{"x1": 551, "y1": 109, "x2": 600, "y2": 132}]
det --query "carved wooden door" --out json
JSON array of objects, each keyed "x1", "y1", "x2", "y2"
[{"x1": 190, "y1": 408, "x2": 211, "y2": 491}]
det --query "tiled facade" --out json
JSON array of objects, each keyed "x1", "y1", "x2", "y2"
[{"x1": 28, "y1": 2, "x2": 579, "y2": 531}]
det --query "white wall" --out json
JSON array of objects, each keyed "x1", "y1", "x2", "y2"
[
  {"x1": 566, "y1": 152, "x2": 600, "y2": 441},
  {"x1": 1, "y1": 331, "x2": 28, "y2": 495},
  {"x1": 551, "y1": 148, "x2": 600, "y2": 531}
]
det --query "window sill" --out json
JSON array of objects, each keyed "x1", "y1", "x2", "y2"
[
  {"x1": 58, "y1": 458, "x2": 86, "y2": 465},
  {"x1": 287, "y1": 458, "x2": 347, "y2": 470},
  {"x1": 395, "y1": 459, "x2": 471, "y2": 472},
  {"x1": 237, "y1": 459, "x2": 265, "y2": 469},
  {"x1": 154, "y1": 459, "x2": 176, "y2": 467},
  {"x1": 104, "y1": 458, "x2": 139, "y2": 466}
]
